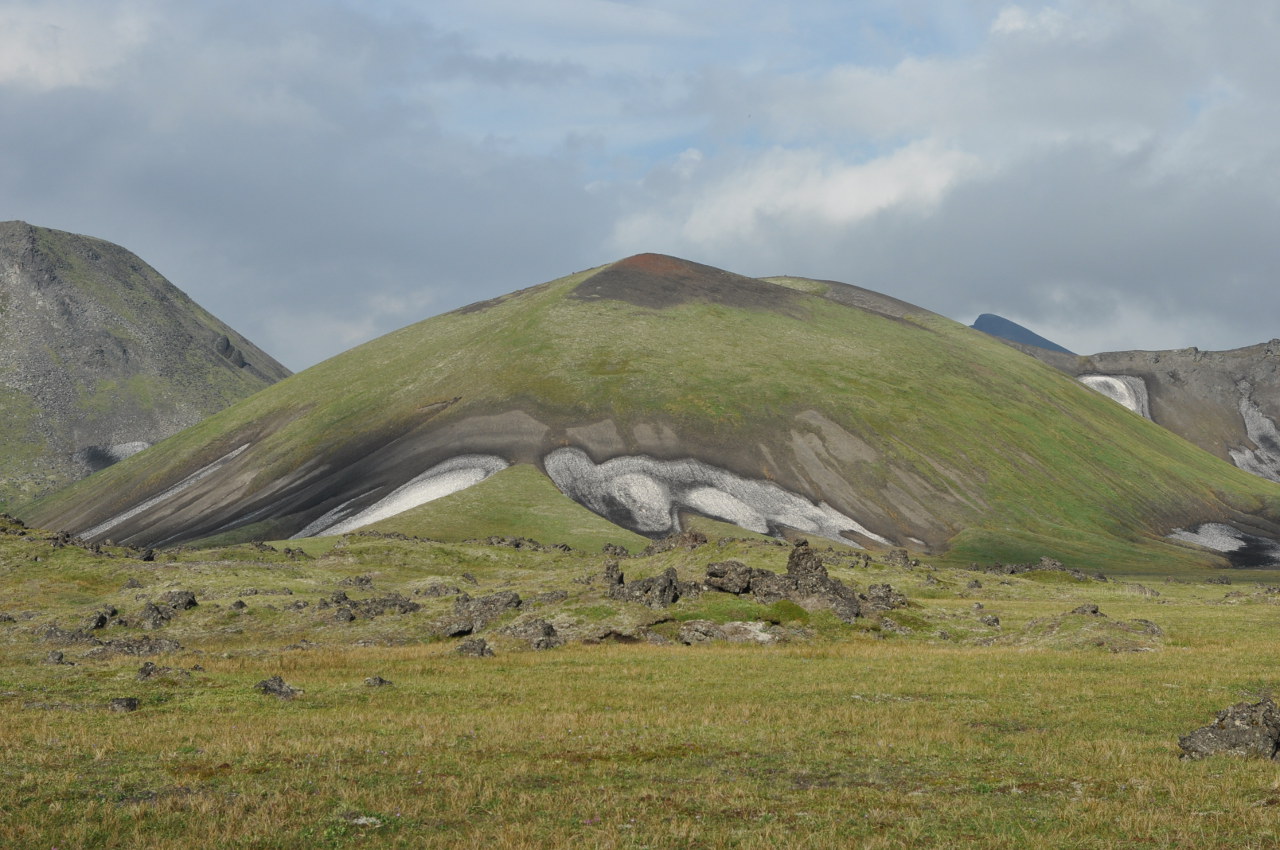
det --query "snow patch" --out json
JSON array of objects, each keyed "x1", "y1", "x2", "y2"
[
  {"x1": 1228, "y1": 393, "x2": 1280, "y2": 484},
  {"x1": 543, "y1": 448, "x2": 889, "y2": 546},
  {"x1": 82, "y1": 444, "x2": 250, "y2": 540},
  {"x1": 1078, "y1": 375, "x2": 1151, "y2": 419},
  {"x1": 1168, "y1": 521, "x2": 1280, "y2": 567},
  {"x1": 1168, "y1": 522, "x2": 1247, "y2": 552},
  {"x1": 295, "y1": 455, "x2": 509, "y2": 538}
]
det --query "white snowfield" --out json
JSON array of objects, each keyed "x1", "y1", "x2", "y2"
[
  {"x1": 1078, "y1": 375, "x2": 1151, "y2": 419},
  {"x1": 294, "y1": 455, "x2": 510, "y2": 538},
  {"x1": 82, "y1": 444, "x2": 251, "y2": 540},
  {"x1": 1167, "y1": 521, "x2": 1280, "y2": 565},
  {"x1": 1229, "y1": 395, "x2": 1280, "y2": 484},
  {"x1": 544, "y1": 447, "x2": 890, "y2": 546},
  {"x1": 1168, "y1": 522, "x2": 1249, "y2": 552}
]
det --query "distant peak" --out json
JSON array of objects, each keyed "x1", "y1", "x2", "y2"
[{"x1": 972, "y1": 313, "x2": 1074, "y2": 355}]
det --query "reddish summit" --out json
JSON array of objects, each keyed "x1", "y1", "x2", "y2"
[{"x1": 570, "y1": 253, "x2": 802, "y2": 314}]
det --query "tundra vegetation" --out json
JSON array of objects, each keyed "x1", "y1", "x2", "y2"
[{"x1": 5, "y1": 513, "x2": 1280, "y2": 849}]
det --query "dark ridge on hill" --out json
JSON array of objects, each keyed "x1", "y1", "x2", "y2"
[
  {"x1": 0, "y1": 221, "x2": 290, "y2": 506},
  {"x1": 972, "y1": 313, "x2": 1074, "y2": 354}
]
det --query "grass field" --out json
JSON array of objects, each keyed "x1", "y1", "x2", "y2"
[{"x1": 5, "y1": 520, "x2": 1280, "y2": 848}]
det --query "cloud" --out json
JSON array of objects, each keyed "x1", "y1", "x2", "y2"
[{"x1": 1, "y1": 0, "x2": 1279, "y2": 370}]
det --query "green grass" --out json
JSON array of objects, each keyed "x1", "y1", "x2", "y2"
[{"x1": 7, "y1": 524, "x2": 1280, "y2": 847}]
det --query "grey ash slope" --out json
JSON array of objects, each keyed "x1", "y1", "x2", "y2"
[{"x1": 0, "y1": 221, "x2": 290, "y2": 506}]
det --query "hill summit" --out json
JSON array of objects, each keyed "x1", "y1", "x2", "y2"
[{"x1": 0, "y1": 221, "x2": 290, "y2": 506}]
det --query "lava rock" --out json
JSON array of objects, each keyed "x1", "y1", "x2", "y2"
[
  {"x1": 678, "y1": 620, "x2": 727, "y2": 645},
  {"x1": 455, "y1": 638, "x2": 494, "y2": 657},
  {"x1": 108, "y1": 697, "x2": 140, "y2": 713},
  {"x1": 254, "y1": 675, "x2": 303, "y2": 700},
  {"x1": 1179, "y1": 697, "x2": 1280, "y2": 760}
]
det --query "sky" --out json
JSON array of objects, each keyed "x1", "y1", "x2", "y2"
[{"x1": 2, "y1": 0, "x2": 1279, "y2": 370}]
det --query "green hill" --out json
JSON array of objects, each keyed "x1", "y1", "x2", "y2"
[{"x1": 23, "y1": 254, "x2": 1280, "y2": 575}]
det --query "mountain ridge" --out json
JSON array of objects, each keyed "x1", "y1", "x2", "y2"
[{"x1": 0, "y1": 220, "x2": 290, "y2": 506}]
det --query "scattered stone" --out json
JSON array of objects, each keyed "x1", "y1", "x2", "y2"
[
  {"x1": 159, "y1": 590, "x2": 198, "y2": 610},
  {"x1": 969, "y1": 556, "x2": 1106, "y2": 582},
  {"x1": 879, "y1": 617, "x2": 913, "y2": 635},
  {"x1": 884, "y1": 548, "x2": 912, "y2": 568},
  {"x1": 338, "y1": 574, "x2": 373, "y2": 588},
  {"x1": 864, "y1": 583, "x2": 908, "y2": 612},
  {"x1": 108, "y1": 697, "x2": 140, "y2": 713},
  {"x1": 1206, "y1": 576, "x2": 1233, "y2": 586},
  {"x1": 254, "y1": 675, "x2": 302, "y2": 700},
  {"x1": 455, "y1": 637, "x2": 494, "y2": 657},
  {"x1": 699, "y1": 543, "x2": 868, "y2": 622},
  {"x1": 83, "y1": 607, "x2": 117, "y2": 630},
  {"x1": 231, "y1": 600, "x2": 247, "y2": 610},
  {"x1": 609, "y1": 566, "x2": 689, "y2": 609},
  {"x1": 640, "y1": 530, "x2": 707, "y2": 556},
  {"x1": 121, "y1": 577, "x2": 144, "y2": 589},
  {"x1": 1180, "y1": 697, "x2": 1280, "y2": 760},
  {"x1": 979, "y1": 615, "x2": 1001, "y2": 628},
  {"x1": 1124, "y1": 582, "x2": 1161, "y2": 597},
  {"x1": 602, "y1": 542, "x2": 630, "y2": 558},
  {"x1": 38, "y1": 623, "x2": 101, "y2": 646},
  {"x1": 137, "y1": 603, "x2": 174, "y2": 630},
  {"x1": 530, "y1": 590, "x2": 569, "y2": 606},
  {"x1": 461, "y1": 573, "x2": 479, "y2": 585},
  {"x1": 705, "y1": 560, "x2": 753, "y2": 594},
  {"x1": 448, "y1": 591, "x2": 522, "y2": 635},
  {"x1": 972, "y1": 602, "x2": 984, "y2": 611},
  {"x1": 499, "y1": 617, "x2": 563, "y2": 650},
  {"x1": 364, "y1": 676, "x2": 393, "y2": 687},
  {"x1": 136, "y1": 661, "x2": 190, "y2": 682},
  {"x1": 84, "y1": 635, "x2": 182, "y2": 658},
  {"x1": 720, "y1": 621, "x2": 783, "y2": 644},
  {"x1": 334, "y1": 608, "x2": 356, "y2": 624},
  {"x1": 415, "y1": 584, "x2": 461, "y2": 598},
  {"x1": 1070, "y1": 604, "x2": 1104, "y2": 616},
  {"x1": 967, "y1": 579, "x2": 983, "y2": 589},
  {"x1": 679, "y1": 620, "x2": 727, "y2": 645},
  {"x1": 44, "y1": 650, "x2": 71, "y2": 665}
]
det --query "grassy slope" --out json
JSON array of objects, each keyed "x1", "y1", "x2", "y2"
[
  {"x1": 6, "y1": 526, "x2": 1280, "y2": 847},
  {"x1": 25, "y1": 263, "x2": 1280, "y2": 574}
]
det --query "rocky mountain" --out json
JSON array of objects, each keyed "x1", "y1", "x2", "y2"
[
  {"x1": 0, "y1": 221, "x2": 290, "y2": 506},
  {"x1": 23, "y1": 253, "x2": 1280, "y2": 572},
  {"x1": 971, "y1": 313, "x2": 1074, "y2": 354},
  {"x1": 999, "y1": 340, "x2": 1280, "y2": 487}
]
